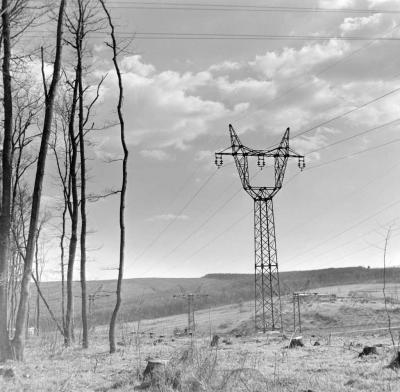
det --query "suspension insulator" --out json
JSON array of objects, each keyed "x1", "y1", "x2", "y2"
[
  {"x1": 215, "y1": 154, "x2": 223, "y2": 168},
  {"x1": 298, "y1": 157, "x2": 305, "y2": 171},
  {"x1": 257, "y1": 155, "x2": 265, "y2": 170}
]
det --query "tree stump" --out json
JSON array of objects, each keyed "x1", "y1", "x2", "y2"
[
  {"x1": 210, "y1": 334, "x2": 219, "y2": 347},
  {"x1": 134, "y1": 358, "x2": 170, "y2": 390},
  {"x1": 358, "y1": 346, "x2": 378, "y2": 357},
  {"x1": 289, "y1": 336, "x2": 304, "y2": 348},
  {"x1": 142, "y1": 359, "x2": 169, "y2": 381},
  {"x1": 0, "y1": 368, "x2": 15, "y2": 380},
  {"x1": 387, "y1": 351, "x2": 400, "y2": 369}
]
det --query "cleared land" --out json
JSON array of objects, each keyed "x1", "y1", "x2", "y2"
[
  {"x1": 1, "y1": 282, "x2": 400, "y2": 391},
  {"x1": 31, "y1": 267, "x2": 400, "y2": 330}
]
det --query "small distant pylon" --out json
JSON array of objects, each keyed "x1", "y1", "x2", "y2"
[
  {"x1": 215, "y1": 124, "x2": 305, "y2": 332},
  {"x1": 173, "y1": 293, "x2": 208, "y2": 334}
]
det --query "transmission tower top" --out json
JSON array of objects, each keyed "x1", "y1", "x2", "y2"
[{"x1": 215, "y1": 124, "x2": 305, "y2": 200}]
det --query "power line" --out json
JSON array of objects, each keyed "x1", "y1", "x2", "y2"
[
  {"x1": 286, "y1": 220, "x2": 400, "y2": 272},
  {"x1": 234, "y1": 22, "x2": 400, "y2": 128},
  {"x1": 291, "y1": 81, "x2": 400, "y2": 141},
  {"x1": 159, "y1": 182, "x2": 245, "y2": 261},
  {"x1": 115, "y1": 33, "x2": 400, "y2": 41},
  {"x1": 164, "y1": 171, "x2": 304, "y2": 273},
  {"x1": 17, "y1": 31, "x2": 400, "y2": 41},
  {"x1": 308, "y1": 117, "x2": 400, "y2": 154},
  {"x1": 139, "y1": 130, "x2": 400, "y2": 275},
  {"x1": 139, "y1": 170, "x2": 262, "y2": 276},
  {"x1": 105, "y1": 2, "x2": 400, "y2": 15},
  {"x1": 283, "y1": 160, "x2": 400, "y2": 239},
  {"x1": 134, "y1": 169, "x2": 219, "y2": 262},
  {"x1": 283, "y1": 197, "x2": 400, "y2": 267},
  {"x1": 162, "y1": 134, "x2": 400, "y2": 273},
  {"x1": 178, "y1": 208, "x2": 252, "y2": 265},
  {"x1": 306, "y1": 137, "x2": 400, "y2": 171}
]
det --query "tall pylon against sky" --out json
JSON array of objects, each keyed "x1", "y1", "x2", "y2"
[{"x1": 215, "y1": 124, "x2": 305, "y2": 332}]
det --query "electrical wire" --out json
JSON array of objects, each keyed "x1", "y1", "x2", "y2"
[
  {"x1": 134, "y1": 168, "x2": 219, "y2": 262},
  {"x1": 105, "y1": 33, "x2": 400, "y2": 41},
  {"x1": 138, "y1": 170, "x2": 262, "y2": 276},
  {"x1": 98, "y1": 2, "x2": 400, "y2": 15},
  {"x1": 306, "y1": 136, "x2": 400, "y2": 171},
  {"x1": 153, "y1": 133, "x2": 400, "y2": 275},
  {"x1": 307, "y1": 117, "x2": 400, "y2": 155},
  {"x1": 15, "y1": 30, "x2": 400, "y2": 41},
  {"x1": 229, "y1": 20, "x2": 400, "y2": 135},
  {"x1": 137, "y1": 131, "x2": 400, "y2": 276},
  {"x1": 283, "y1": 160, "x2": 400, "y2": 239},
  {"x1": 291, "y1": 81, "x2": 400, "y2": 141},
  {"x1": 283, "y1": 198, "x2": 400, "y2": 267}
]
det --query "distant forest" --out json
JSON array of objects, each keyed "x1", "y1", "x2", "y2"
[{"x1": 205, "y1": 266, "x2": 400, "y2": 293}]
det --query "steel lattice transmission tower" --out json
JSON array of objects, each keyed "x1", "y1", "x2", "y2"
[
  {"x1": 173, "y1": 293, "x2": 209, "y2": 334},
  {"x1": 215, "y1": 124, "x2": 305, "y2": 332}
]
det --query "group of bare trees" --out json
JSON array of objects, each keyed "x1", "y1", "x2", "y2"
[{"x1": 0, "y1": 0, "x2": 128, "y2": 361}]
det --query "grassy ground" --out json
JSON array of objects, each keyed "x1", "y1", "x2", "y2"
[
  {"x1": 1, "y1": 283, "x2": 400, "y2": 391},
  {"x1": 0, "y1": 330, "x2": 399, "y2": 391}
]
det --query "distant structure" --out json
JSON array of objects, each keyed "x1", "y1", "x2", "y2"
[
  {"x1": 215, "y1": 124, "x2": 305, "y2": 332},
  {"x1": 173, "y1": 293, "x2": 208, "y2": 334}
]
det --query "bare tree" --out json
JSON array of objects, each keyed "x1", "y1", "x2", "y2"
[
  {"x1": 51, "y1": 83, "x2": 77, "y2": 345},
  {"x1": 67, "y1": 80, "x2": 80, "y2": 348},
  {"x1": 50, "y1": 120, "x2": 70, "y2": 333},
  {"x1": 0, "y1": 0, "x2": 15, "y2": 362},
  {"x1": 100, "y1": 0, "x2": 129, "y2": 354},
  {"x1": 34, "y1": 213, "x2": 50, "y2": 336},
  {"x1": 12, "y1": 0, "x2": 67, "y2": 360},
  {"x1": 63, "y1": 0, "x2": 103, "y2": 348}
]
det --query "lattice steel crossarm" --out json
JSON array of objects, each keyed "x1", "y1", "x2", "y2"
[{"x1": 215, "y1": 124, "x2": 305, "y2": 333}]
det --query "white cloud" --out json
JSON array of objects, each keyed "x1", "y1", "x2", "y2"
[
  {"x1": 195, "y1": 150, "x2": 212, "y2": 161},
  {"x1": 340, "y1": 13, "x2": 395, "y2": 36},
  {"x1": 95, "y1": 12, "x2": 400, "y2": 155},
  {"x1": 147, "y1": 214, "x2": 189, "y2": 222},
  {"x1": 121, "y1": 55, "x2": 156, "y2": 77},
  {"x1": 140, "y1": 149, "x2": 173, "y2": 160},
  {"x1": 319, "y1": 0, "x2": 354, "y2": 7},
  {"x1": 208, "y1": 61, "x2": 241, "y2": 73},
  {"x1": 368, "y1": 0, "x2": 400, "y2": 8},
  {"x1": 250, "y1": 40, "x2": 348, "y2": 80}
]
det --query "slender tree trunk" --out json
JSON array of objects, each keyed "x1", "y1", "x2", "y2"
[
  {"x1": 53, "y1": 128, "x2": 70, "y2": 333},
  {"x1": 31, "y1": 273, "x2": 64, "y2": 336},
  {"x1": 0, "y1": 0, "x2": 14, "y2": 362},
  {"x1": 60, "y1": 202, "x2": 67, "y2": 331},
  {"x1": 100, "y1": 0, "x2": 129, "y2": 354},
  {"x1": 34, "y1": 228, "x2": 41, "y2": 336},
  {"x1": 12, "y1": 0, "x2": 66, "y2": 360},
  {"x1": 77, "y1": 31, "x2": 88, "y2": 350},
  {"x1": 65, "y1": 78, "x2": 79, "y2": 347}
]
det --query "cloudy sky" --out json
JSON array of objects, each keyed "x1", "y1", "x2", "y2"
[{"x1": 37, "y1": 0, "x2": 400, "y2": 279}]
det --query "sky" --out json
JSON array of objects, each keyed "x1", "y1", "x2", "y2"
[{"x1": 32, "y1": 0, "x2": 400, "y2": 280}]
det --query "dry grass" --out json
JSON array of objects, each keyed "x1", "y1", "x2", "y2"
[
  {"x1": 1, "y1": 283, "x2": 400, "y2": 391},
  {"x1": 0, "y1": 330, "x2": 399, "y2": 391}
]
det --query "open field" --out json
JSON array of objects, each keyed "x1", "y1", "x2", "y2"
[
  {"x1": 32, "y1": 267, "x2": 400, "y2": 330},
  {"x1": 2, "y1": 282, "x2": 400, "y2": 391},
  {"x1": 1, "y1": 329, "x2": 399, "y2": 391}
]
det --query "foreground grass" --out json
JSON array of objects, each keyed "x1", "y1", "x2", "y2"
[
  {"x1": 2, "y1": 285, "x2": 400, "y2": 391},
  {"x1": 0, "y1": 327, "x2": 399, "y2": 391}
]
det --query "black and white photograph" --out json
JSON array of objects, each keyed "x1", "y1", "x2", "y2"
[{"x1": 1, "y1": 0, "x2": 400, "y2": 390}]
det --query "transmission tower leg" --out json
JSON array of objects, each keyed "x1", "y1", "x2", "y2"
[{"x1": 254, "y1": 198, "x2": 282, "y2": 332}]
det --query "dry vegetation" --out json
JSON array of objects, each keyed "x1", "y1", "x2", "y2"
[{"x1": 1, "y1": 283, "x2": 400, "y2": 391}]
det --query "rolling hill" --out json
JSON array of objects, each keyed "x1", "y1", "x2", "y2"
[{"x1": 31, "y1": 266, "x2": 400, "y2": 329}]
